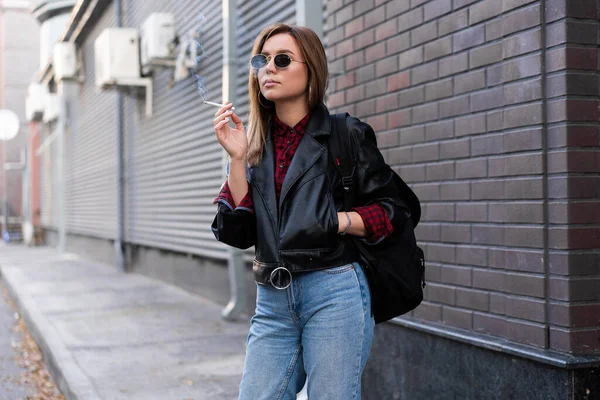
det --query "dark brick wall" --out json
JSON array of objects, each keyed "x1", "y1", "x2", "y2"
[{"x1": 325, "y1": 0, "x2": 600, "y2": 354}]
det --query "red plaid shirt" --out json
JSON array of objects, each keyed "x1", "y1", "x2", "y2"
[{"x1": 214, "y1": 113, "x2": 393, "y2": 242}]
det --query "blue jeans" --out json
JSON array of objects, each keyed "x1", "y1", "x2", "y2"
[{"x1": 239, "y1": 262, "x2": 375, "y2": 400}]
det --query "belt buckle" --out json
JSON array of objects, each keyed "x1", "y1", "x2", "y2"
[{"x1": 270, "y1": 267, "x2": 292, "y2": 290}]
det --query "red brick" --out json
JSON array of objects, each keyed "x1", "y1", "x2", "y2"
[
  {"x1": 364, "y1": 5, "x2": 385, "y2": 28},
  {"x1": 398, "y1": 7, "x2": 424, "y2": 33},
  {"x1": 387, "y1": 71, "x2": 410, "y2": 92},
  {"x1": 399, "y1": 125, "x2": 425, "y2": 144},
  {"x1": 550, "y1": 302, "x2": 600, "y2": 328},
  {"x1": 386, "y1": 32, "x2": 410, "y2": 55},
  {"x1": 388, "y1": 109, "x2": 411, "y2": 128},
  {"x1": 375, "y1": 55, "x2": 398, "y2": 76},
  {"x1": 473, "y1": 268, "x2": 504, "y2": 291},
  {"x1": 336, "y1": 37, "x2": 354, "y2": 57},
  {"x1": 413, "y1": 301, "x2": 443, "y2": 323},
  {"x1": 454, "y1": 25, "x2": 485, "y2": 52},
  {"x1": 456, "y1": 202, "x2": 487, "y2": 222},
  {"x1": 412, "y1": 141, "x2": 441, "y2": 162},
  {"x1": 425, "y1": 0, "x2": 452, "y2": 21},
  {"x1": 344, "y1": 17, "x2": 364, "y2": 37},
  {"x1": 441, "y1": 265, "x2": 472, "y2": 286},
  {"x1": 426, "y1": 283, "x2": 456, "y2": 305},
  {"x1": 506, "y1": 319, "x2": 546, "y2": 348},
  {"x1": 439, "y1": 9, "x2": 468, "y2": 36},
  {"x1": 375, "y1": 18, "x2": 398, "y2": 42},
  {"x1": 365, "y1": 41, "x2": 386, "y2": 61},
  {"x1": 443, "y1": 306, "x2": 473, "y2": 330},
  {"x1": 375, "y1": 93, "x2": 399, "y2": 113},
  {"x1": 335, "y1": 3, "x2": 353, "y2": 25},
  {"x1": 423, "y1": 202, "x2": 454, "y2": 221},
  {"x1": 469, "y1": 0, "x2": 502, "y2": 25},
  {"x1": 426, "y1": 161, "x2": 455, "y2": 181},
  {"x1": 550, "y1": 327, "x2": 600, "y2": 354},
  {"x1": 354, "y1": 28, "x2": 374, "y2": 50},
  {"x1": 344, "y1": 50, "x2": 365, "y2": 70},
  {"x1": 456, "y1": 287, "x2": 490, "y2": 311},
  {"x1": 474, "y1": 312, "x2": 506, "y2": 337},
  {"x1": 384, "y1": 0, "x2": 410, "y2": 18},
  {"x1": 505, "y1": 296, "x2": 546, "y2": 322},
  {"x1": 425, "y1": 120, "x2": 454, "y2": 141},
  {"x1": 346, "y1": 85, "x2": 364, "y2": 105},
  {"x1": 502, "y1": 4, "x2": 540, "y2": 36},
  {"x1": 363, "y1": 112, "x2": 386, "y2": 132},
  {"x1": 441, "y1": 222, "x2": 471, "y2": 241}
]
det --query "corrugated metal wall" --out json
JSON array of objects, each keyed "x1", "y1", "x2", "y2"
[
  {"x1": 122, "y1": 0, "x2": 295, "y2": 259},
  {"x1": 123, "y1": 0, "x2": 225, "y2": 259},
  {"x1": 66, "y1": 3, "x2": 118, "y2": 239}
]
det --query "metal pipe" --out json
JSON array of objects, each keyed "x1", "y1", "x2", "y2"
[
  {"x1": 114, "y1": 0, "x2": 125, "y2": 272},
  {"x1": 57, "y1": 83, "x2": 66, "y2": 252},
  {"x1": 296, "y1": 0, "x2": 323, "y2": 40},
  {"x1": 220, "y1": 0, "x2": 246, "y2": 321},
  {"x1": 539, "y1": 0, "x2": 550, "y2": 349}
]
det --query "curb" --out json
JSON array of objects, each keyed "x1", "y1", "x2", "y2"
[{"x1": 0, "y1": 265, "x2": 102, "y2": 400}]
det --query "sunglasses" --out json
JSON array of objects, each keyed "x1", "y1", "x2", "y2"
[{"x1": 250, "y1": 53, "x2": 306, "y2": 70}]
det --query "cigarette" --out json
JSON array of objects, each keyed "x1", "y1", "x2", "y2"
[{"x1": 203, "y1": 100, "x2": 235, "y2": 110}]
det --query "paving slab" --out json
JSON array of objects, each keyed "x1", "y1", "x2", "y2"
[{"x1": 0, "y1": 244, "x2": 249, "y2": 400}]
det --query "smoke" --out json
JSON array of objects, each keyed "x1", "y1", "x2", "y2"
[{"x1": 185, "y1": 13, "x2": 210, "y2": 101}]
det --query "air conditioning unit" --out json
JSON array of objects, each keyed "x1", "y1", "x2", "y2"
[
  {"x1": 43, "y1": 93, "x2": 59, "y2": 122},
  {"x1": 25, "y1": 84, "x2": 48, "y2": 122},
  {"x1": 53, "y1": 42, "x2": 77, "y2": 81},
  {"x1": 140, "y1": 12, "x2": 176, "y2": 74},
  {"x1": 94, "y1": 28, "x2": 141, "y2": 88}
]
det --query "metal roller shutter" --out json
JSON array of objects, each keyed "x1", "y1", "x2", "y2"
[
  {"x1": 123, "y1": 0, "x2": 226, "y2": 259},
  {"x1": 66, "y1": 4, "x2": 118, "y2": 239}
]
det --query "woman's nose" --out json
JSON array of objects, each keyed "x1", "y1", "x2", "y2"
[{"x1": 264, "y1": 56, "x2": 277, "y2": 73}]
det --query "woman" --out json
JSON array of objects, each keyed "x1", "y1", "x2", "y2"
[{"x1": 212, "y1": 23, "x2": 410, "y2": 399}]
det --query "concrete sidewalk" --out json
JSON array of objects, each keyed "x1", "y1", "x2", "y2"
[{"x1": 0, "y1": 244, "x2": 249, "y2": 399}]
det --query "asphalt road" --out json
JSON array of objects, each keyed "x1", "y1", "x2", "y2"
[{"x1": 0, "y1": 278, "x2": 37, "y2": 400}]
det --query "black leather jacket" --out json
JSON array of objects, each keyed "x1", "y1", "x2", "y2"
[{"x1": 211, "y1": 103, "x2": 410, "y2": 285}]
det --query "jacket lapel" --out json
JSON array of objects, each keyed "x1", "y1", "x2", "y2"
[
  {"x1": 278, "y1": 104, "x2": 332, "y2": 208},
  {"x1": 249, "y1": 127, "x2": 278, "y2": 231},
  {"x1": 278, "y1": 135, "x2": 325, "y2": 207}
]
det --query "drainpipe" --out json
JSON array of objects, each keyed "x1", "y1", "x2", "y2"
[
  {"x1": 296, "y1": 0, "x2": 323, "y2": 40},
  {"x1": 221, "y1": 0, "x2": 246, "y2": 321},
  {"x1": 57, "y1": 83, "x2": 66, "y2": 252},
  {"x1": 539, "y1": 0, "x2": 550, "y2": 349},
  {"x1": 114, "y1": 0, "x2": 125, "y2": 272}
]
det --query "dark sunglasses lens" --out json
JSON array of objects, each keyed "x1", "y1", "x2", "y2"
[
  {"x1": 274, "y1": 54, "x2": 292, "y2": 68},
  {"x1": 251, "y1": 55, "x2": 267, "y2": 69}
]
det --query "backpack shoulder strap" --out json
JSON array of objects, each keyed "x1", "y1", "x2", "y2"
[{"x1": 329, "y1": 113, "x2": 354, "y2": 211}]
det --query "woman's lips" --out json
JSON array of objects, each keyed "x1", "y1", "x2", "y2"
[{"x1": 263, "y1": 80, "x2": 279, "y2": 88}]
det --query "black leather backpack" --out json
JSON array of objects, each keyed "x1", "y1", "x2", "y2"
[{"x1": 329, "y1": 113, "x2": 426, "y2": 324}]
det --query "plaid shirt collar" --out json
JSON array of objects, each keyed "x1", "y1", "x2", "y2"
[{"x1": 273, "y1": 112, "x2": 312, "y2": 136}]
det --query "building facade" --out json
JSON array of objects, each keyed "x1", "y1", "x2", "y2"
[
  {"x1": 29, "y1": 0, "x2": 600, "y2": 398},
  {"x1": 0, "y1": 0, "x2": 39, "y2": 236}
]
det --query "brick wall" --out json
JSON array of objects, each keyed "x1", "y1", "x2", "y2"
[{"x1": 326, "y1": 0, "x2": 600, "y2": 354}]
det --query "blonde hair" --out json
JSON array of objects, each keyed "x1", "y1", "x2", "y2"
[{"x1": 246, "y1": 24, "x2": 328, "y2": 166}]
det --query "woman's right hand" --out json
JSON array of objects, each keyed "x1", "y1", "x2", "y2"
[{"x1": 213, "y1": 103, "x2": 247, "y2": 161}]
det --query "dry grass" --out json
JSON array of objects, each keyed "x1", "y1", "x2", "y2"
[{"x1": 2, "y1": 284, "x2": 64, "y2": 400}]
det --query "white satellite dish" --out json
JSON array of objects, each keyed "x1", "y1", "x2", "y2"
[{"x1": 0, "y1": 109, "x2": 20, "y2": 141}]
